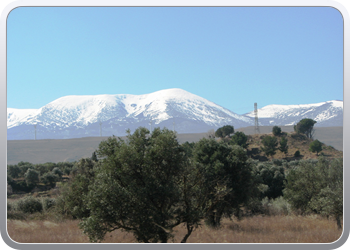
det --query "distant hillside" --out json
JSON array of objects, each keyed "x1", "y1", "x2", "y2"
[
  {"x1": 7, "y1": 126, "x2": 342, "y2": 165},
  {"x1": 237, "y1": 126, "x2": 343, "y2": 151},
  {"x1": 241, "y1": 132, "x2": 342, "y2": 161}
]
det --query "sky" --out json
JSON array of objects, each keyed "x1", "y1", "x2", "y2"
[{"x1": 7, "y1": 7, "x2": 343, "y2": 114}]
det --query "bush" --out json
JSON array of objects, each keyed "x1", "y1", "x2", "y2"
[
  {"x1": 24, "y1": 169, "x2": 40, "y2": 186},
  {"x1": 261, "y1": 197, "x2": 291, "y2": 216},
  {"x1": 294, "y1": 150, "x2": 301, "y2": 157},
  {"x1": 16, "y1": 196, "x2": 43, "y2": 214},
  {"x1": 42, "y1": 197, "x2": 56, "y2": 211},
  {"x1": 272, "y1": 126, "x2": 282, "y2": 136}
]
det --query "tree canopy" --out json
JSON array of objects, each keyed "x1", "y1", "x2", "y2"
[
  {"x1": 260, "y1": 136, "x2": 278, "y2": 157},
  {"x1": 193, "y1": 138, "x2": 257, "y2": 227},
  {"x1": 215, "y1": 125, "x2": 234, "y2": 138},
  {"x1": 294, "y1": 118, "x2": 317, "y2": 139},
  {"x1": 78, "y1": 127, "x2": 206, "y2": 243},
  {"x1": 230, "y1": 131, "x2": 248, "y2": 149},
  {"x1": 309, "y1": 139, "x2": 323, "y2": 155},
  {"x1": 284, "y1": 158, "x2": 343, "y2": 229}
]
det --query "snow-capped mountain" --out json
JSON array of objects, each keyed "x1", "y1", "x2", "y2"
[
  {"x1": 7, "y1": 88, "x2": 253, "y2": 140},
  {"x1": 243, "y1": 100, "x2": 343, "y2": 127},
  {"x1": 7, "y1": 89, "x2": 343, "y2": 140}
]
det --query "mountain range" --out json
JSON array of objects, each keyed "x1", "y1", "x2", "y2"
[{"x1": 7, "y1": 88, "x2": 343, "y2": 140}]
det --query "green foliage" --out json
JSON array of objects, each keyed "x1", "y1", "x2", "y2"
[
  {"x1": 193, "y1": 138, "x2": 257, "y2": 227},
  {"x1": 272, "y1": 126, "x2": 282, "y2": 136},
  {"x1": 215, "y1": 125, "x2": 234, "y2": 138},
  {"x1": 7, "y1": 165, "x2": 21, "y2": 178},
  {"x1": 91, "y1": 151, "x2": 98, "y2": 162},
  {"x1": 309, "y1": 139, "x2": 323, "y2": 155},
  {"x1": 52, "y1": 167, "x2": 63, "y2": 179},
  {"x1": 294, "y1": 150, "x2": 301, "y2": 158},
  {"x1": 261, "y1": 197, "x2": 291, "y2": 216},
  {"x1": 7, "y1": 180, "x2": 35, "y2": 193},
  {"x1": 230, "y1": 131, "x2": 248, "y2": 149},
  {"x1": 16, "y1": 196, "x2": 43, "y2": 214},
  {"x1": 24, "y1": 169, "x2": 40, "y2": 186},
  {"x1": 255, "y1": 163, "x2": 285, "y2": 199},
  {"x1": 41, "y1": 172, "x2": 58, "y2": 187},
  {"x1": 284, "y1": 158, "x2": 343, "y2": 228},
  {"x1": 181, "y1": 141, "x2": 195, "y2": 158},
  {"x1": 279, "y1": 137, "x2": 288, "y2": 155},
  {"x1": 260, "y1": 136, "x2": 278, "y2": 157},
  {"x1": 78, "y1": 127, "x2": 205, "y2": 243},
  {"x1": 42, "y1": 197, "x2": 56, "y2": 211},
  {"x1": 294, "y1": 118, "x2": 317, "y2": 139},
  {"x1": 59, "y1": 158, "x2": 96, "y2": 219}
]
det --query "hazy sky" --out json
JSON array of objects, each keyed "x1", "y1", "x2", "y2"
[{"x1": 7, "y1": 7, "x2": 343, "y2": 114}]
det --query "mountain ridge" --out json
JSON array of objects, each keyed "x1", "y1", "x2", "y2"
[{"x1": 7, "y1": 88, "x2": 343, "y2": 140}]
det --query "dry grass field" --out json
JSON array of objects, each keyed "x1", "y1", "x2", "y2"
[{"x1": 7, "y1": 215, "x2": 342, "y2": 244}]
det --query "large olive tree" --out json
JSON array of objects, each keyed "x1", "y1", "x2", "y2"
[{"x1": 78, "y1": 127, "x2": 206, "y2": 243}]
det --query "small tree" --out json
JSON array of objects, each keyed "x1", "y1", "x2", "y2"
[
  {"x1": 91, "y1": 151, "x2": 98, "y2": 162},
  {"x1": 309, "y1": 139, "x2": 322, "y2": 156},
  {"x1": 215, "y1": 125, "x2": 234, "y2": 138},
  {"x1": 294, "y1": 118, "x2": 317, "y2": 139},
  {"x1": 24, "y1": 169, "x2": 40, "y2": 186},
  {"x1": 284, "y1": 158, "x2": 343, "y2": 229},
  {"x1": 7, "y1": 165, "x2": 21, "y2": 178},
  {"x1": 279, "y1": 137, "x2": 288, "y2": 155},
  {"x1": 260, "y1": 136, "x2": 278, "y2": 157},
  {"x1": 272, "y1": 126, "x2": 282, "y2": 136},
  {"x1": 52, "y1": 167, "x2": 63, "y2": 179},
  {"x1": 41, "y1": 172, "x2": 58, "y2": 188},
  {"x1": 230, "y1": 131, "x2": 248, "y2": 149}
]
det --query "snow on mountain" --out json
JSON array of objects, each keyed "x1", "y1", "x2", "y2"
[
  {"x1": 7, "y1": 89, "x2": 343, "y2": 140},
  {"x1": 7, "y1": 108, "x2": 40, "y2": 127},
  {"x1": 243, "y1": 100, "x2": 343, "y2": 127},
  {"x1": 7, "y1": 88, "x2": 253, "y2": 140}
]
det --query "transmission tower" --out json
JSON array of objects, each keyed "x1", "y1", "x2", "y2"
[
  {"x1": 173, "y1": 118, "x2": 175, "y2": 132},
  {"x1": 254, "y1": 103, "x2": 260, "y2": 134}
]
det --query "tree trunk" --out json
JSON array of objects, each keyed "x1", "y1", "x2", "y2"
[
  {"x1": 336, "y1": 215, "x2": 342, "y2": 230},
  {"x1": 181, "y1": 224, "x2": 193, "y2": 243}
]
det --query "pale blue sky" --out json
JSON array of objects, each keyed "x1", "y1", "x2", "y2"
[{"x1": 7, "y1": 7, "x2": 343, "y2": 114}]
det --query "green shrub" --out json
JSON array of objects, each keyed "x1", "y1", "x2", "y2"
[
  {"x1": 294, "y1": 150, "x2": 301, "y2": 157},
  {"x1": 272, "y1": 126, "x2": 282, "y2": 136},
  {"x1": 16, "y1": 196, "x2": 43, "y2": 214},
  {"x1": 261, "y1": 197, "x2": 291, "y2": 216},
  {"x1": 42, "y1": 197, "x2": 56, "y2": 211}
]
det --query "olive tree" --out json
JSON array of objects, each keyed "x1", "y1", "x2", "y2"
[
  {"x1": 230, "y1": 131, "x2": 248, "y2": 149},
  {"x1": 284, "y1": 158, "x2": 343, "y2": 229},
  {"x1": 24, "y1": 169, "x2": 40, "y2": 186},
  {"x1": 215, "y1": 125, "x2": 234, "y2": 138},
  {"x1": 79, "y1": 128, "x2": 206, "y2": 243},
  {"x1": 193, "y1": 138, "x2": 257, "y2": 227},
  {"x1": 294, "y1": 118, "x2": 317, "y2": 139}
]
